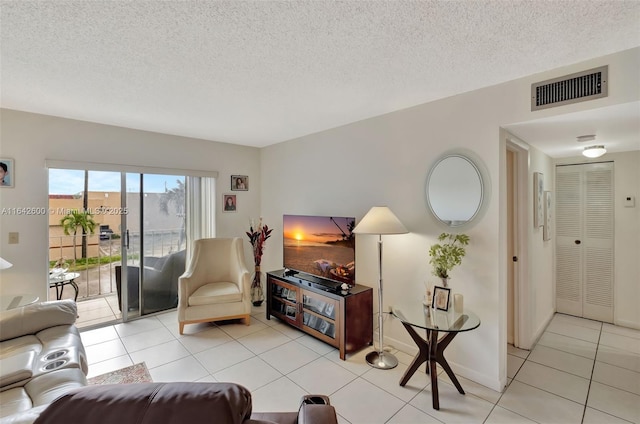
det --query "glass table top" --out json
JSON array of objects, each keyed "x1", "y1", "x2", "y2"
[{"x1": 392, "y1": 304, "x2": 480, "y2": 332}]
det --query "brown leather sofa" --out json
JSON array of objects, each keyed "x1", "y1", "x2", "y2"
[{"x1": 32, "y1": 382, "x2": 338, "y2": 424}]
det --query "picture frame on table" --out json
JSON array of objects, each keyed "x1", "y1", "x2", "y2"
[
  {"x1": 432, "y1": 285, "x2": 451, "y2": 312},
  {"x1": 0, "y1": 158, "x2": 14, "y2": 188},
  {"x1": 231, "y1": 175, "x2": 248, "y2": 191},
  {"x1": 534, "y1": 172, "x2": 544, "y2": 228}
]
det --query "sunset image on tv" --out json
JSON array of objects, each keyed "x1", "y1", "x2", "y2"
[{"x1": 283, "y1": 215, "x2": 355, "y2": 285}]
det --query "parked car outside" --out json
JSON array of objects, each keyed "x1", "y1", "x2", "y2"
[{"x1": 99, "y1": 225, "x2": 114, "y2": 240}]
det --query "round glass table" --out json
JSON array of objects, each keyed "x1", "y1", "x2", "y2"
[{"x1": 391, "y1": 304, "x2": 480, "y2": 410}]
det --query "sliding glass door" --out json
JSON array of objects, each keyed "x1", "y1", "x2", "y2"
[
  {"x1": 49, "y1": 161, "x2": 215, "y2": 325},
  {"x1": 121, "y1": 173, "x2": 186, "y2": 320}
]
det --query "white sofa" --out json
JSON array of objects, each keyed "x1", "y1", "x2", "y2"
[{"x1": 0, "y1": 300, "x2": 88, "y2": 422}]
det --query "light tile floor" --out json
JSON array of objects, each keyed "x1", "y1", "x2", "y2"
[
  {"x1": 75, "y1": 294, "x2": 121, "y2": 328},
  {"x1": 80, "y1": 307, "x2": 640, "y2": 423}
]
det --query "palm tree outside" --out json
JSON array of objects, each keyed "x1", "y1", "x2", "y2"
[
  {"x1": 158, "y1": 179, "x2": 186, "y2": 250},
  {"x1": 61, "y1": 209, "x2": 97, "y2": 263}
]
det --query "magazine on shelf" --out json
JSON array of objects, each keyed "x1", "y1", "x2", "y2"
[
  {"x1": 286, "y1": 289, "x2": 297, "y2": 302},
  {"x1": 285, "y1": 305, "x2": 296, "y2": 318},
  {"x1": 323, "y1": 302, "x2": 335, "y2": 318}
]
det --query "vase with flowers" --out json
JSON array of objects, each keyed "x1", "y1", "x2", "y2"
[{"x1": 246, "y1": 218, "x2": 273, "y2": 306}]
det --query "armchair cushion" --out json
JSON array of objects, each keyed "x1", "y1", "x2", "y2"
[{"x1": 189, "y1": 282, "x2": 242, "y2": 306}]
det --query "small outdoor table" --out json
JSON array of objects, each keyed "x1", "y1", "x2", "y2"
[
  {"x1": 49, "y1": 272, "x2": 80, "y2": 301},
  {"x1": 392, "y1": 304, "x2": 480, "y2": 410}
]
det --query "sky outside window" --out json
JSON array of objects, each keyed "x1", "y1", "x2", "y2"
[{"x1": 49, "y1": 169, "x2": 182, "y2": 194}]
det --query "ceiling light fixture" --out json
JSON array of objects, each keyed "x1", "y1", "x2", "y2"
[{"x1": 583, "y1": 145, "x2": 607, "y2": 158}]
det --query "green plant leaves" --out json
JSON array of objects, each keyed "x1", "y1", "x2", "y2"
[{"x1": 428, "y1": 233, "x2": 470, "y2": 279}]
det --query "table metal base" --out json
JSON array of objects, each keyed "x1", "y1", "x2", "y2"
[
  {"x1": 366, "y1": 350, "x2": 398, "y2": 369},
  {"x1": 398, "y1": 321, "x2": 465, "y2": 410}
]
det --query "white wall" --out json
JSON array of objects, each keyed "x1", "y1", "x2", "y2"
[
  {"x1": 260, "y1": 47, "x2": 640, "y2": 391},
  {"x1": 554, "y1": 151, "x2": 640, "y2": 329},
  {"x1": 0, "y1": 109, "x2": 261, "y2": 300},
  {"x1": 528, "y1": 145, "x2": 556, "y2": 341}
]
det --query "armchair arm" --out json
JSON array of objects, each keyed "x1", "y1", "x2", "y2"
[{"x1": 0, "y1": 300, "x2": 77, "y2": 342}]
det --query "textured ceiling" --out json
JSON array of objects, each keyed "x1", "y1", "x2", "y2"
[{"x1": 1, "y1": 1, "x2": 639, "y2": 150}]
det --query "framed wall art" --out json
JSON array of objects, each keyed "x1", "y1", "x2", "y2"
[
  {"x1": 543, "y1": 190, "x2": 552, "y2": 241},
  {"x1": 231, "y1": 175, "x2": 248, "y2": 191},
  {"x1": 0, "y1": 158, "x2": 14, "y2": 188},
  {"x1": 534, "y1": 172, "x2": 544, "y2": 228},
  {"x1": 222, "y1": 194, "x2": 237, "y2": 212}
]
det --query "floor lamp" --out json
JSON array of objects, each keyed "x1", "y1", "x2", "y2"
[{"x1": 354, "y1": 206, "x2": 408, "y2": 369}]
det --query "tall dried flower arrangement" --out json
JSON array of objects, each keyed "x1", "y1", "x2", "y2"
[{"x1": 246, "y1": 218, "x2": 272, "y2": 305}]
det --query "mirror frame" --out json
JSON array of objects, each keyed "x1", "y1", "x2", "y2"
[{"x1": 426, "y1": 153, "x2": 485, "y2": 228}]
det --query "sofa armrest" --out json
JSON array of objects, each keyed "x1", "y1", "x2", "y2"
[{"x1": 0, "y1": 301, "x2": 77, "y2": 342}]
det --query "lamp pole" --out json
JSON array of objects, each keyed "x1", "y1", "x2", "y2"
[{"x1": 366, "y1": 234, "x2": 398, "y2": 369}]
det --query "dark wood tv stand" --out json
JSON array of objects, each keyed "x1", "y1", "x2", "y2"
[{"x1": 266, "y1": 270, "x2": 373, "y2": 360}]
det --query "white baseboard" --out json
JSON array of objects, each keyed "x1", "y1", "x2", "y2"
[
  {"x1": 614, "y1": 318, "x2": 640, "y2": 330},
  {"x1": 384, "y1": 334, "x2": 503, "y2": 392}
]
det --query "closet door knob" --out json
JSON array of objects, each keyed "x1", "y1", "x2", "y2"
[{"x1": 575, "y1": 240, "x2": 581, "y2": 245}]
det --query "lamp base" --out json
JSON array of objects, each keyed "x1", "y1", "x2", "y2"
[{"x1": 366, "y1": 350, "x2": 398, "y2": 369}]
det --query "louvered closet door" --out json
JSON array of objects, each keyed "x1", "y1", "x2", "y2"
[{"x1": 556, "y1": 162, "x2": 614, "y2": 323}]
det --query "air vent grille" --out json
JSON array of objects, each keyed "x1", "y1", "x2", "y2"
[{"x1": 531, "y1": 66, "x2": 608, "y2": 111}]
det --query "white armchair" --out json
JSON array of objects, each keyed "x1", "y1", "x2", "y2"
[{"x1": 178, "y1": 238, "x2": 251, "y2": 334}]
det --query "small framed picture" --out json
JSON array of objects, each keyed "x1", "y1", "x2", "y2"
[
  {"x1": 231, "y1": 175, "x2": 248, "y2": 191},
  {"x1": 534, "y1": 172, "x2": 544, "y2": 228},
  {"x1": 543, "y1": 191, "x2": 552, "y2": 241},
  {"x1": 432, "y1": 286, "x2": 451, "y2": 311},
  {"x1": 222, "y1": 194, "x2": 237, "y2": 212},
  {"x1": 0, "y1": 158, "x2": 15, "y2": 188}
]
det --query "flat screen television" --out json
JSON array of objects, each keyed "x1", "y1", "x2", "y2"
[{"x1": 283, "y1": 214, "x2": 355, "y2": 286}]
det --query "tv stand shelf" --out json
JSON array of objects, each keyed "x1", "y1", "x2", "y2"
[{"x1": 267, "y1": 270, "x2": 373, "y2": 360}]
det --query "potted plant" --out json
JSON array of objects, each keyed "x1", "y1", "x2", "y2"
[
  {"x1": 246, "y1": 218, "x2": 272, "y2": 306},
  {"x1": 428, "y1": 232, "x2": 470, "y2": 287}
]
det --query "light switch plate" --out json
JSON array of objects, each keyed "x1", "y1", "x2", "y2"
[
  {"x1": 624, "y1": 196, "x2": 635, "y2": 207},
  {"x1": 8, "y1": 232, "x2": 19, "y2": 244}
]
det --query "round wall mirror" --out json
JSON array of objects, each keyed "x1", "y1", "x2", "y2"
[{"x1": 426, "y1": 154, "x2": 484, "y2": 227}]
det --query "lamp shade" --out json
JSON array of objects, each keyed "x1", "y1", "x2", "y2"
[
  {"x1": 353, "y1": 206, "x2": 408, "y2": 235},
  {"x1": 0, "y1": 257, "x2": 13, "y2": 270}
]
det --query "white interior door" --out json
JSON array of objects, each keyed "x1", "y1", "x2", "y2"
[{"x1": 556, "y1": 162, "x2": 614, "y2": 323}]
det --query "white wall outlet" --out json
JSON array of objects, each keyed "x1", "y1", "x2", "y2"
[{"x1": 624, "y1": 195, "x2": 635, "y2": 208}]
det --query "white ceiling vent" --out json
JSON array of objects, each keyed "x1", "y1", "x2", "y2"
[{"x1": 531, "y1": 66, "x2": 608, "y2": 111}]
